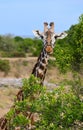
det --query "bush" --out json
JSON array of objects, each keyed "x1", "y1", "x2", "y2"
[
  {"x1": 6, "y1": 75, "x2": 83, "y2": 129},
  {"x1": 53, "y1": 42, "x2": 73, "y2": 73},
  {"x1": 0, "y1": 59, "x2": 10, "y2": 74},
  {"x1": 32, "y1": 39, "x2": 42, "y2": 56},
  {"x1": 36, "y1": 86, "x2": 83, "y2": 129},
  {"x1": 0, "y1": 51, "x2": 26, "y2": 57},
  {"x1": 10, "y1": 51, "x2": 26, "y2": 57},
  {"x1": 52, "y1": 14, "x2": 83, "y2": 73}
]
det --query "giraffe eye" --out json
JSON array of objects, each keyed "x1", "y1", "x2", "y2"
[{"x1": 40, "y1": 35, "x2": 44, "y2": 39}]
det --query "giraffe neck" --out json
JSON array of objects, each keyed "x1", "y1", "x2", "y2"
[{"x1": 32, "y1": 48, "x2": 49, "y2": 84}]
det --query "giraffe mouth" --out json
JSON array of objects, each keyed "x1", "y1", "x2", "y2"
[{"x1": 45, "y1": 46, "x2": 53, "y2": 54}]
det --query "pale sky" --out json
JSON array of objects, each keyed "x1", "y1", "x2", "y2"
[{"x1": 0, "y1": 0, "x2": 83, "y2": 37}]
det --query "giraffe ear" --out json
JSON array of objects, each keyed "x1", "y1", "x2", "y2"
[
  {"x1": 32, "y1": 30, "x2": 43, "y2": 39},
  {"x1": 54, "y1": 32, "x2": 67, "y2": 39}
]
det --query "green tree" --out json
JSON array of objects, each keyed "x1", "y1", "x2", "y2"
[
  {"x1": 67, "y1": 14, "x2": 83, "y2": 71},
  {"x1": 53, "y1": 14, "x2": 83, "y2": 72},
  {"x1": 0, "y1": 35, "x2": 15, "y2": 52}
]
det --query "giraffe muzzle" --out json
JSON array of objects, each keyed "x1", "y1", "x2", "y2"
[{"x1": 45, "y1": 45, "x2": 53, "y2": 54}]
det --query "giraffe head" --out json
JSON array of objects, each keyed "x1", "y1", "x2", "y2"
[{"x1": 33, "y1": 22, "x2": 67, "y2": 54}]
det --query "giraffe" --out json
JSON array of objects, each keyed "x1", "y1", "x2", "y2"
[
  {"x1": 32, "y1": 22, "x2": 67, "y2": 85},
  {"x1": 15, "y1": 22, "x2": 67, "y2": 102},
  {"x1": 0, "y1": 22, "x2": 67, "y2": 130},
  {"x1": 16, "y1": 22, "x2": 67, "y2": 101}
]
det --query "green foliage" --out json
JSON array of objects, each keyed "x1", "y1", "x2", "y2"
[
  {"x1": 9, "y1": 51, "x2": 26, "y2": 57},
  {"x1": 22, "y1": 75, "x2": 44, "y2": 99},
  {"x1": 0, "y1": 35, "x2": 42, "y2": 57},
  {"x1": 0, "y1": 35, "x2": 26, "y2": 57},
  {"x1": 53, "y1": 40, "x2": 73, "y2": 73},
  {"x1": 35, "y1": 86, "x2": 83, "y2": 129},
  {"x1": 0, "y1": 35, "x2": 16, "y2": 52},
  {"x1": 79, "y1": 14, "x2": 83, "y2": 23},
  {"x1": 6, "y1": 75, "x2": 83, "y2": 129},
  {"x1": 67, "y1": 14, "x2": 83, "y2": 71},
  {"x1": 6, "y1": 75, "x2": 44, "y2": 129},
  {"x1": 6, "y1": 108, "x2": 15, "y2": 120},
  {"x1": 14, "y1": 36, "x2": 24, "y2": 42},
  {"x1": 32, "y1": 38, "x2": 42, "y2": 56},
  {"x1": 13, "y1": 114, "x2": 29, "y2": 127},
  {"x1": 19, "y1": 38, "x2": 34, "y2": 53},
  {"x1": 0, "y1": 59, "x2": 10, "y2": 74},
  {"x1": 6, "y1": 108, "x2": 29, "y2": 129},
  {"x1": 48, "y1": 59, "x2": 56, "y2": 69},
  {"x1": 71, "y1": 72, "x2": 83, "y2": 98},
  {"x1": 52, "y1": 14, "x2": 83, "y2": 72}
]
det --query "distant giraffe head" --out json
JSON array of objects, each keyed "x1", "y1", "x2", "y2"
[{"x1": 33, "y1": 22, "x2": 67, "y2": 54}]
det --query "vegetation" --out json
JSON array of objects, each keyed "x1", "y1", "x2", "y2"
[
  {"x1": 53, "y1": 14, "x2": 83, "y2": 73},
  {"x1": 0, "y1": 35, "x2": 42, "y2": 58},
  {"x1": 6, "y1": 75, "x2": 83, "y2": 129},
  {"x1": 0, "y1": 59, "x2": 10, "y2": 74}
]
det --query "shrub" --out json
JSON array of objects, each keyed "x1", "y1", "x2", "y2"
[
  {"x1": 0, "y1": 59, "x2": 10, "y2": 74},
  {"x1": 32, "y1": 39, "x2": 42, "y2": 56},
  {"x1": 53, "y1": 42, "x2": 73, "y2": 73},
  {"x1": 36, "y1": 86, "x2": 83, "y2": 129},
  {"x1": 0, "y1": 51, "x2": 26, "y2": 58},
  {"x1": 6, "y1": 75, "x2": 83, "y2": 129},
  {"x1": 10, "y1": 51, "x2": 26, "y2": 57}
]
